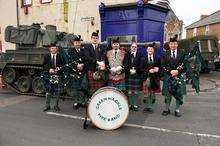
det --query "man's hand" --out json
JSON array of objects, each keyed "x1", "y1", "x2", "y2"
[
  {"x1": 149, "y1": 69, "x2": 155, "y2": 73},
  {"x1": 130, "y1": 69, "x2": 136, "y2": 75},
  {"x1": 115, "y1": 66, "x2": 122, "y2": 75},
  {"x1": 153, "y1": 67, "x2": 159, "y2": 73},
  {"x1": 97, "y1": 61, "x2": 105, "y2": 70},
  {"x1": 49, "y1": 69, "x2": 55, "y2": 74},
  {"x1": 116, "y1": 66, "x2": 122, "y2": 72},
  {"x1": 170, "y1": 70, "x2": 179, "y2": 77},
  {"x1": 77, "y1": 63, "x2": 84, "y2": 71},
  {"x1": 110, "y1": 67, "x2": 117, "y2": 73}
]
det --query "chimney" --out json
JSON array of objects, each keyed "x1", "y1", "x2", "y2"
[{"x1": 200, "y1": 15, "x2": 208, "y2": 20}]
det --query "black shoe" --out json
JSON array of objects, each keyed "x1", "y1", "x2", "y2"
[
  {"x1": 54, "y1": 106, "x2": 61, "y2": 112},
  {"x1": 43, "y1": 106, "x2": 50, "y2": 112},
  {"x1": 162, "y1": 109, "x2": 170, "y2": 116},
  {"x1": 133, "y1": 105, "x2": 139, "y2": 112},
  {"x1": 174, "y1": 111, "x2": 182, "y2": 117},
  {"x1": 73, "y1": 103, "x2": 80, "y2": 110},
  {"x1": 143, "y1": 108, "x2": 153, "y2": 113}
]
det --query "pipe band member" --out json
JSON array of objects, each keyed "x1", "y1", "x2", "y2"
[
  {"x1": 106, "y1": 37, "x2": 126, "y2": 91},
  {"x1": 162, "y1": 36, "x2": 186, "y2": 117},
  {"x1": 124, "y1": 42, "x2": 144, "y2": 111},
  {"x1": 68, "y1": 35, "x2": 88, "y2": 109},
  {"x1": 142, "y1": 42, "x2": 161, "y2": 113},
  {"x1": 42, "y1": 43, "x2": 65, "y2": 112},
  {"x1": 84, "y1": 30, "x2": 107, "y2": 93}
]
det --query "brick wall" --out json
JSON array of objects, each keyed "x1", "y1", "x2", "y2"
[
  {"x1": 209, "y1": 23, "x2": 220, "y2": 40},
  {"x1": 186, "y1": 23, "x2": 220, "y2": 40}
]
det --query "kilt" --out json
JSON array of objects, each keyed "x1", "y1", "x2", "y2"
[
  {"x1": 67, "y1": 76, "x2": 83, "y2": 89},
  {"x1": 126, "y1": 75, "x2": 141, "y2": 94},
  {"x1": 162, "y1": 74, "x2": 186, "y2": 97},
  {"x1": 87, "y1": 71, "x2": 106, "y2": 93},
  {"x1": 108, "y1": 80, "x2": 126, "y2": 91},
  {"x1": 44, "y1": 80, "x2": 63, "y2": 95},
  {"x1": 66, "y1": 74, "x2": 89, "y2": 99},
  {"x1": 142, "y1": 77, "x2": 161, "y2": 94}
]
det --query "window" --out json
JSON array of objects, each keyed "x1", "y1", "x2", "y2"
[
  {"x1": 40, "y1": 0, "x2": 52, "y2": 4},
  {"x1": 22, "y1": 0, "x2": 32, "y2": 7},
  {"x1": 107, "y1": 35, "x2": 137, "y2": 43},
  {"x1": 193, "y1": 28, "x2": 197, "y2": 37},
  {"x1": 205, "y1": 25, "x2": 209, "y2": 35}
]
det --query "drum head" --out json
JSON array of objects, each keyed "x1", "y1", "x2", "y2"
[{"x1": 88, "y1": 87, "x2": 129, "y2": 130}]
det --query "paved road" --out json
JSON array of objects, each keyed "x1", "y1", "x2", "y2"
[{"x1": 0, "y1": 72, "x2": 220, "y2": 146}]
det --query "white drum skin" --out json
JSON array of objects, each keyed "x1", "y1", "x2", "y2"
[{"x1": 88, "y1": 87, "x2": 129, "y2": 130}]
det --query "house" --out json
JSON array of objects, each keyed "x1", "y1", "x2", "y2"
[{"x1": 185, "y1": 10, "x2": 220, "y2": 45}]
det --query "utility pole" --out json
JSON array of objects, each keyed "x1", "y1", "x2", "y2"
[{"x1": 16, "y1": 0, "x2": 20, "y2": 26}]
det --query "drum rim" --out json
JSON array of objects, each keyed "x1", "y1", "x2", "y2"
[{"x1": 88, "y1": 86, "x2": 129, "y2": 130}]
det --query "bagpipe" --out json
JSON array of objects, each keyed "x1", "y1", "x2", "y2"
[
  {"x1": 40, "y1": 60, "x2": 79, "y2": 88},
  {"x1": 163, "y1": 42, "x2": 205, "y2": 102},
  {"x1": 40, "y1": 47, "x2": 81, "y2": 90}
]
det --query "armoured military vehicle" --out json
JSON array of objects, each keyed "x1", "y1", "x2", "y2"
[{"x1": 0, "y1": 23, "x2": 73, "y2": 96}]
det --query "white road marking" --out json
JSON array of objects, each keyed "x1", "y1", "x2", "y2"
[{"x1": 46, "y1": 112, "x2": 220, "y2": 139}]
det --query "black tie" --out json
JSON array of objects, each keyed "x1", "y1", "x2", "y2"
[
  {"x1": 95, "y1": 45, "x2": 100, "y2": 58},
  {"x1": 172, "y1": 51, "x2": 176, "y2": 58},
  {"x1": 114, "y1": 50, "x2": 117, "y2": 59},
  {"x1": 52, "y1": 55, "x2": 56, "y2": 69},
  {"x1": 131, "y1": 53, "x2": 134, "y2": 63},
  {"x1": 149, "y1": 56, "x2": 153, "y2": 64}
]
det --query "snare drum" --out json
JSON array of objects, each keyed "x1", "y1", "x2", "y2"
[{"x1": 88, "y1": 87, "x2": 129, "y2": 130}]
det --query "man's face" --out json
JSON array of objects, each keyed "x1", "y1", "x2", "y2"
[
  {"x1": 91, "y1": 36, "x2": 99, "y2": 44},
  {"x1": 73, "y1": 41, "x2": 81, "y2": 49},
  {"x1": 112, "y1": 42, "x2": 120, "y2": 50},
  {"x1": 147, "y1": 47, "x2": 154, "y2": 55},
  {"x1": 130, "y1": 43, "x2": 137, "y2": 52},
  {"x1": 169, "y1": 42, "x2": 178, "y2": 51},
  {"x1": 50, "y1": 46, "x2": 58, "y2": 54}
]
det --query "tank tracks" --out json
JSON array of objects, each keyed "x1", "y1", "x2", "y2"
[{"x1": 2, "y1": 64, "x2": 46, "y2": 97}]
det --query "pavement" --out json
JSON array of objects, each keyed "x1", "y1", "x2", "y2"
[{"x1": 0, "y1": 71, "x2": 220, "y2": 146}]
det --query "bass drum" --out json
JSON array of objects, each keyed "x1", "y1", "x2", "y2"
[{"x1": 88, "y1": 87, "x2": 129, "y2": 130}]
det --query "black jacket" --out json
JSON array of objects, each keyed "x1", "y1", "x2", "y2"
[
  {"x1": 142, "y1": 54, "x2": 161, "y2": 80},
  {"x1": 123, "y1": 51, "x2": 144, "y2": 78},
  {"x1": 67, "y1": 47, "x2": 86, "y2": 75},
  {"x1": 84, "y1": 44, "x2": 107, "y2": 71},
  {"x1": 162, "y1": 49, "x2": 185, "y2": 75},
  {"x1": 43, "y1": 53, "x2": 65, "y2": 73}
]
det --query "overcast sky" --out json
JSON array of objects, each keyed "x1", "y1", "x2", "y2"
[{"x1": 169, "y1": 0, "x2": 220, "y2": 37}]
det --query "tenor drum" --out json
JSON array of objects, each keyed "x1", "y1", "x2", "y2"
[{"x1": 88, "y1": 87, "x2": 129, "y2": 130}]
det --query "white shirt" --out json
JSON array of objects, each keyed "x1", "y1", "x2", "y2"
[
  {"x1": 131, "y1": 51, "x2": 137, "y2": 58},
  {"x1": 171, "y1": 49, "x2": 177, "y2": 58},
  {"x1": 92, "y1": 44, "x2": 98, "y2": 50},
  {"x1": 75, "y1": 48, "x2": 80, "y2": 52},
  {"x1": 51, "y1": 53, "x2": 57, "y2": 60},
  {"x1": 148, "y1": 54, "x2": 154, "y2": 63}
]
